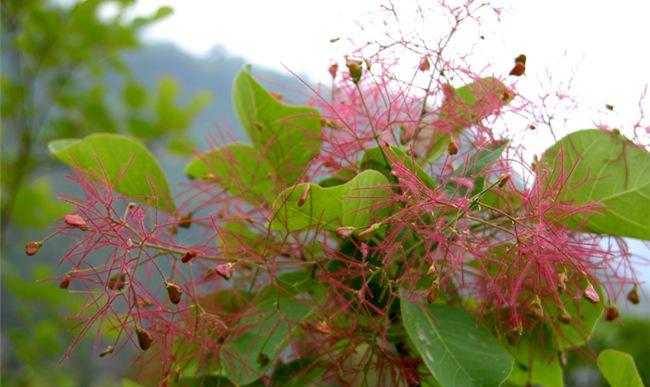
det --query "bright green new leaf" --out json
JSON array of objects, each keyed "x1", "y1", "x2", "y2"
[
  {"x1": 597, "y1": 349, "x2": 644, "y2": 387},
  {"x1": 361, "y1": 145, "x2": 436, "y2": 189},
  {"x1": 233, "y1": 66, "x2": 322, "y2": 185},
  {"x1": 270, "y1": 170, "x2": 391, "y2": 232},
  {"x1": 401, "y1": 300, "x2": 514, "y2": 387},
  {"x1": 541, "y1": 129, "x2": 650, "y2": 240},
  {"x1": 185, "y1": 143, "x2": 275, "y2": 205},
  {"x1": 413, "y1": 77, "x2": 512, "y2": 161},
  {"x1": 221, "y1": 297, "x2": 311, "y2": 385},
  {"x1": 48, "y1": 133, "x2": 175, "y2": 212}
]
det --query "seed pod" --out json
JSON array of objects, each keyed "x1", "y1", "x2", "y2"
[
  {"x1": 99, "y1": 345, "x2": 114, "y2": 357},
  {"x1": 315, "y1": 320, "x2": 331, "y2": 335},
  {"x1": 606, "y1": 306, "x2": 619, "y2": 321},
  {"x1": 64, "y1": 214, "x2": 89, "y2": 230},
  {"x1": 498, "y1": 174, "x2": 510, "y2": 188},
  {"x1": 427, "y1": 279, "x2": 440, "y2": 304},
  {"x1": 514, "y1": 54, "x2": 527, "y2": 65},
  {"x1": 165, "y1": 282, "x2": 183, "y2": 304},
  {"x1": 136, "y1": 326, "x2": 152, "y2": 351},
  {"x1": 528, "y1": 297, "x2": 544, "y2": 319},
  {"x1": 178, "y1": 212, "x2": 193, "y2": 229},
  {"x1": 427, "y1": 263, "x2": 437, "y2": 276},
  {"x1": 509, "y1": 61, "x2": 525, "y2": 76},
  {"x1": 558, "y1": 309, "x2": 572, "y2": 324},
  {"x1": 60, "y1": 276, "x2": 71, "y2": 289},
  {"x1": 346, "y1": 58, "x2": 363, "y2": 84},
  {"x1": 215, "y1": 263, "x2": 233, "y2": 280},
  {"x1": 583, "y1": 283, "x2": 600, "y2": 304},
  {"x1": 328, "y1": 63, "x2": 338, "y2": 79},
  {"x1": 108, "y1": 272, "x2": 127, "y2": 290},
  {"x1": 418, "y1": 56, "x2": 430, "y2": 72},
  {"x1": 358, "y1": 223, "x2": 380, "y2": 240},
  {"x1": 447, "y1": 139, "x2": 458, "y2": 155},
  {"x1": 627, "y1": 286, "x2": 640, "y2": 304},
  {"x1": 25, "y1": 240, "x2": 43, "y2": 256},
  {"x1": 557, "y1": 271, "x2": 568, "y2": 293},
  {"x1": 297, "y1": 185, "x2": 311, "y2": 207},
  {"x1": 181, "y1": 250, "x2": 198, "y2": 263},
  {"x1": 426, "y1": 287, "x2": 438, "y2": 304},
  {"x1": 335, "y1": 226, "x2": 354, "y2": 239}
]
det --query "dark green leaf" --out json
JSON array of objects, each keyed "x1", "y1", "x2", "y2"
[
  {"x1": 401, "y1": 300, "x2": 514, "y2": 387},
  {"x1": 221, "y1": 297, "x2": 311, "y2": 385}
]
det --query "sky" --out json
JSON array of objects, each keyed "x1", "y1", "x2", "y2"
[
  {"x1": 121, "y1": 0, "x2": 650, "y2": 148},
  {"x1": 118, "y1": 0, "x2": 650, "y2": 285}
]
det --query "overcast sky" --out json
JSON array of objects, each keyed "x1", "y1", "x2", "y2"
[{"x1": 122, "y1": 1, "x2": 650, "y2": 146}]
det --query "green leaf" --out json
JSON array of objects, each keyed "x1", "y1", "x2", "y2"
[
  {"x1": 400, "y1": 300, "x2": 514, "y2": 387},
  {"x1": 221, "y1": 297, "x2": 311, "y2": 385},
  {"x1": 597, "y1": 349, "x2": 644, "y2": 387},
  {"x1": 458, "y1": 140, "x2": 508, "y2": 177},
  {"x1": 546, "y1": 286, "x2": 604, "y2": 350},
  {"x1": 256, "y1": 269, "x2": 323, "y2": 302},
  {"x1": 506, "y1": 334, "x2": 564, "y2": 387},
  {"x1": 48, "y1": 133, "x2": 175, "y2": 212},
  {"x1": 448, "y1": 77, "x2": 513, "y2": 129},
  {"x1": 271, "y1": 358, "x2": 325, "y2": 387},
  {"x1": 361, "y1": 145, "x2": 436, "y2": 189},
  {"x1": 185, "y1": 143, "x2": 275, "y2": 205},
  {"x1": 233, "y1": 66, "x2": 321, "y2": 185},
  {"x1": 413, "y1": 77, "x2": 512, "y2": 161},
  {"x1": 541, "y1": 129, "x2": 650, "y2": 240},
  {"x1": 270, "y1": 170, "x2": 391, "y2": 232}
]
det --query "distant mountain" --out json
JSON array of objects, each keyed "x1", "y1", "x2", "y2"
[
  {"x1": 124, "y1": 42, "x2": 313, "y2": 144},
  {"x1": 121, "y1": 42, "x2": 317, "y2": 187}
]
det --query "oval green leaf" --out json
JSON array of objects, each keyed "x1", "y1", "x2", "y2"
[
  {"x1": 541, "y1": 129, "x2": 650, "y2": 240},
  {"x1": 414, "y1": 77, "x2": 513, "y2": 160},
  {"x1": 48, "y1": 133, "x2": 175, "y2": 212},
  {"x1": 184, "y1": 143, "x2": 275, "y2": 205},
  {"x1": 270, "y1": 170, "x2": 391, "y2": 232},
  {"x1": 221, "y1": 297, "x2": 311, "y2": 385},
  {"x1": 233, "y1": 66, "x2": 322, "y2": 185},
  {"x1": 597, "y1": 349, "x2": 644, "y2": 387},
  {"x1": 401, "y1": 300, "x2": 514, "y2": 387}
]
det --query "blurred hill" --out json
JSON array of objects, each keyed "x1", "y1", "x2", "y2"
[{"x1": 121, "y1": 42, "x2": 315, "y2": 188}]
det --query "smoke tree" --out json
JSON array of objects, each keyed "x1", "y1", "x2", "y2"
[{"x1": 29, "y1": 1, "x2": 648, "y2": 386}]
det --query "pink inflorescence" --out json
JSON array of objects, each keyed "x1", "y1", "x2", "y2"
[{"x1": 37, "y1": 2, "x2": 645, "y2": 383}]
